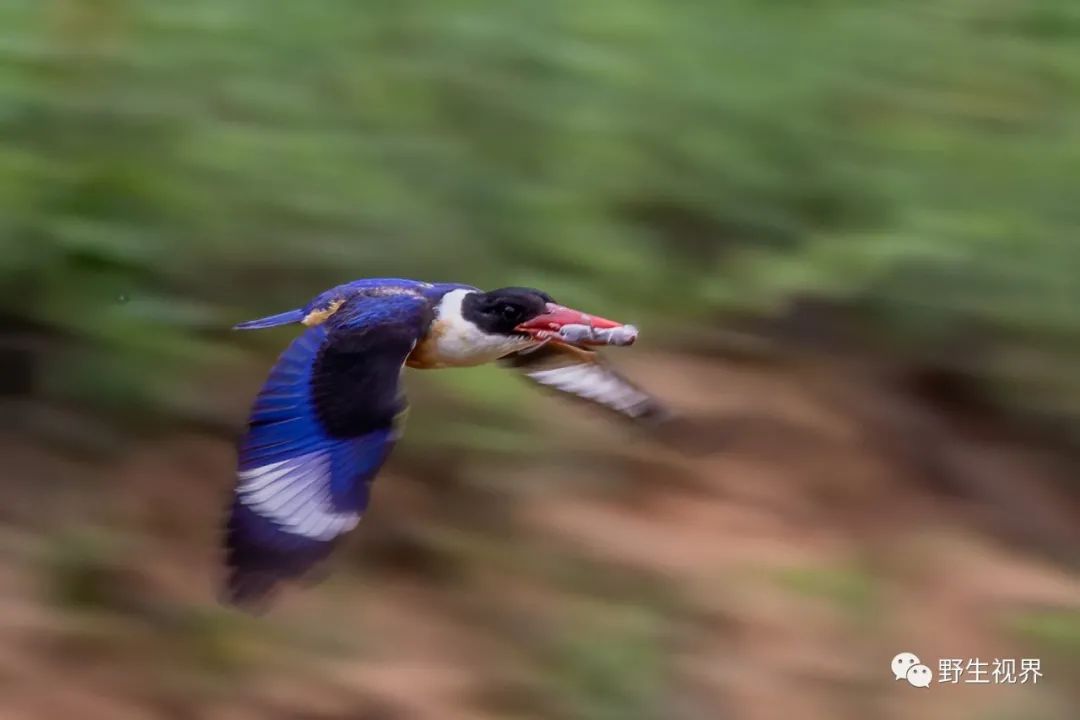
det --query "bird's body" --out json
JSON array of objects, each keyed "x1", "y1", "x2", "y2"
[{"x1": 224, "y1": 278, "x2": 664, "y2": 608}]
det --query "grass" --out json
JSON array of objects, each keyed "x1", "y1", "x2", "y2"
[
  {"x1": 773, "y1": 563, "x2": 880, "y2": 618},
  {"x1": 1008, "y1": 607, "x2": 1080, "y2": 663},
  {"x1": 2, "y1": 0, "x2": 1080, "y2": 447}
]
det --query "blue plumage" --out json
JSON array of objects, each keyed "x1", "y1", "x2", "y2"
[
  {"x1": 233, "y1": 308, "x2": 306, "y2": 330},
  {"x1": 225, "y1": 277, "x2": 660, "y2": 609},
  {"x1": 232, "y1": 279, "x2": 471, "y2": 332},
  {"x1": 224, "y1": 286, "x2": 432, "y2": 607}
]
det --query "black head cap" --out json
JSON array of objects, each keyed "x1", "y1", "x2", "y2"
[{"x1": 461, "y1": 287, "x2": 555, "y2": 335}]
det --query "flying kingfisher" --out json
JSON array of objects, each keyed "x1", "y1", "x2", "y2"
[{"x1": 224, "y1": 278, "x2": 664, "y2": 607}]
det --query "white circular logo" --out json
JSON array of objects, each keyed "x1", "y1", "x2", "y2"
[
  {"x1": 906, "y1": 664, "x2": 933, "y2": 688},
  {"x1": 891, "y1": 652, "x2": 921, "y2": 681}
]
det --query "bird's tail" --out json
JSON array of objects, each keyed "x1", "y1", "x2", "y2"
[{"x1": 233, "y1": 309, "x2": 305, "y2": 330}]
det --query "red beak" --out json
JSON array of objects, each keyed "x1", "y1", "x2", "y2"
[{"x1": 516, "y1": 303, "x2": 637, "y2": 347}]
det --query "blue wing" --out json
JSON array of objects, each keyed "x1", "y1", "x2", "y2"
[
  {"x1": 224, "y1": 291, "x2": 431, "y2": 608},
  {"x1": 233, "y1": 278, "x2": 456, "y2": 331}
]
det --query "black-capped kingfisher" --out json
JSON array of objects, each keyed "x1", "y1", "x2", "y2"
[{"x1": 224, "y1": 278, "x2": 665, "y2": 608}]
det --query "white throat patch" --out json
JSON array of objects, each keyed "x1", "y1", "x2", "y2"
[{"x1": 426, "y1": 289, "x2": 536, "y2": 367}]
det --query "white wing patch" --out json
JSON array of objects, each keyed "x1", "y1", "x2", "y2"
[
  {"x1": 237, "y1": 450, "x2": 360, "y2": 541},
  {"x1": 527, "y1": 364, "x2": 654, "y2": 417}
]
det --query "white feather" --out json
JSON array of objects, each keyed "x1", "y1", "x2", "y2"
[
  {"x1": 527, "y1": 364, "x2": 653, "y2": 417},
  {"x1": 237, "y1": 450, "x2": 359, "y2": 541}
]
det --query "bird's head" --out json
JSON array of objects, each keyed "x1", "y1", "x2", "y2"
[
  {"x1": 423, "y1": 286, "x2": 637, "y2": 368},
  {"x1": 463, "y1": 287, "x2": 637, "y2": 347}
]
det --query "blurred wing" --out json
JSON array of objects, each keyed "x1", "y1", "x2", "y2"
[
  {"x1": 224, "y1": 292, "x2": 430, "y2": 608},
  {"x1": 502, "y1": 343, "x2": 668, "y2": 422}
]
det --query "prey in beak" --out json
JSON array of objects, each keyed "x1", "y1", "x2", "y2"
[{"x1": 516, "y1": 303, "x2": 638, "y2": 347}]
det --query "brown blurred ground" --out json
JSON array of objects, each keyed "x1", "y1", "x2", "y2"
[{"x1": 1, "y1": 348, "x2": 1077, "y2": 720}]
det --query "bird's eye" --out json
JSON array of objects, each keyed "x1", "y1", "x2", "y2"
[{"x1": 500, "y1": 304, "x2": 521, "y2": 321}]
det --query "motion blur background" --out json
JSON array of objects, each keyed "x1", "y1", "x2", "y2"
[{"x1": 1, "y1": 1, "x2": 1079, "y2": 718}]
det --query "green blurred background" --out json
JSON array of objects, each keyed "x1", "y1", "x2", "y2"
[{"x1": 1, "y1": 1, "x2": 1078, "y2": 719}]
